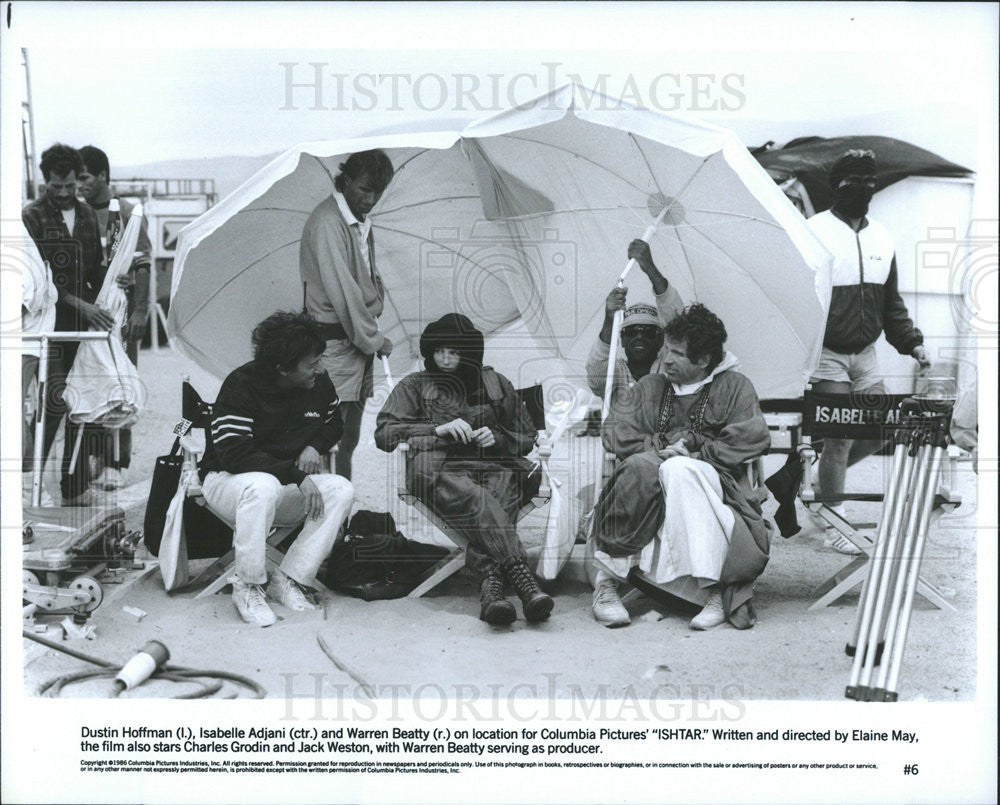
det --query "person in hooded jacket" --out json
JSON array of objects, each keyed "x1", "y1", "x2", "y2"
[
  {"x1": 589, "y1": 304, "x2": 771, "y2": 632},
  {"x1": 374, "y1": 313, "x2": 554, "y2": 626}
]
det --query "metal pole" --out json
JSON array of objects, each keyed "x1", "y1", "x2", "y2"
[
  {"x1": 847, "y1": 440, "x2": 917, "y2": 696},
  {"x1": 846, "y1": 440, "x2": 907, "y2": 655},
  {"x1": 31, "y1": 336, "x2": 49, "y2": 506},
  {"x1": 854, "y1": 442, "x2": 920, "y2": 695},
  {"x1": 22, "y1": 49, "x2": 39, "y2": 199},
  {"x1": 880, "y1": 444, "x2": 946, "y2": 700},
  {"x1": 20, "y1": 331, "x2": 112, "y2": 505},
  {"x1": 149, "y1": 255, "x2": 160, "y2": 351},
  {"x1": 869, "y1": 441, "x2": 934, "y2": 691}
]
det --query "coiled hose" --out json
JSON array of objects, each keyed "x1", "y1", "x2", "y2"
[{"x1": 23, "y1": 630, "x2": 266, "y2": 699}]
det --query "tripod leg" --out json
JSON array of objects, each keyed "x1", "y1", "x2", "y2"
[
  {"x1": 847, "y1": 442, "x2": 907, "y2": 655},
  {"x1": 876, "y1": 445, "x2": 944, "y2": 701},
  {"x1": 848, "y1": 440, "x2": 919, "y2": 700}
]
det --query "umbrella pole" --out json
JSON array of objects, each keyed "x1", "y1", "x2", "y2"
[
  {"x1": 381, "y1": 356, "x2": 395, "y2": 390},
  {"x1": 595, "y1": 205, "x2": 672, "y2": 508},
  {"x1": 600, "y1": 208, "x2": 672, "y2": 421}
]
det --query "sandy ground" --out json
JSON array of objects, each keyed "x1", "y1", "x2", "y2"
[{"x1": 22, "y1": 348, "x2": 979, "y2": 703}]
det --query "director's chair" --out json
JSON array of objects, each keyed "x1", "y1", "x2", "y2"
[
  {"x1": 389, "y1": 382, "x2": 552, "y2": 598},
  {"x1": 170, "y1": 380, "x2": 329, "y2": 599},
  {"x1": 794, "y1": 389, "x2": 960, "y2": 611}
]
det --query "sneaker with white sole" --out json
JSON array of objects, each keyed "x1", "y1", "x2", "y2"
[
  {"x1": 690, "y1": 590, "x2": 725, "y2": 630},
  {"x1": 95, "y1": 467, "x2": 125, "y2": 490},
  {"x1": 267, "y1": 571, "x2": 316, "y2": 612},
  {"x1": 824, "y1": 533, "x2": 863, "y2": 556},
  {"x1": 231, "y1": 576, "x2": 277, "y2": 627},
  {"x1": 592, "y1": 579, "x2": 631, "y2": 627}
]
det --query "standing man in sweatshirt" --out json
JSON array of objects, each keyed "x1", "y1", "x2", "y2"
[
  {"x1": 806, "y1": 150, "x2": 930, "y2": 552},
  {"x1": 300, "y1": 149, "x2": 396, "y2": 480},
  {"x1": 76, "y1": 145, "x2": 153, "y2": 490},
  {"x1": 199, "y1": 312, "x2": 355, "y2": 627}
]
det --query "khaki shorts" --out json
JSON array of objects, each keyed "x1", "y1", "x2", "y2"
[
  {"x1": 809, "y1": 344, "x2": 882, "y2": 390},
  {"x1": 320, "y1": 338, "x2": 374, "y2": 402}
]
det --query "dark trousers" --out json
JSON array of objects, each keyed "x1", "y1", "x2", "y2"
[
  {"x1": 38, "y1": 340, "x2": 90, "y2": 502},
  {"x1": 408, "y1": 451, "x2": 539, "y2": 578}
]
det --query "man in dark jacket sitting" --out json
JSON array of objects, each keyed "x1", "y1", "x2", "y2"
[{"x1": 199, "y1": 312, "x2": 354, "y2": 627}]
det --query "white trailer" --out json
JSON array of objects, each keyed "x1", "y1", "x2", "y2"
[{"x1": 111, "y1": 178, "x2": 216, "y2": 348}]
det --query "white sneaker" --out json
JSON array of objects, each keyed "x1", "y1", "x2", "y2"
[
  {"x1": 690, "y1": 591, "x2": 725, "y2": 630},
  {"x1": 267, "y1": 571, "x2": 316, "y2": 612},
  {"x1": 98, "y1": 468, "x2": 125, "y2": 490},
  {"x1": 231, "y1": 576, "x2": 277, "y2": 627},
  {"x1": 592, "y1": 579, "x2": 631, "y2": 628}
]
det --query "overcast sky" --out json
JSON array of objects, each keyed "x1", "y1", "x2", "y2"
[{"x1": 4, "y1": 2, "x2": 996, "y2": 178}]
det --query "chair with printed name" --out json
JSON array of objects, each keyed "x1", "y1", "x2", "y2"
[{"x1": 791, "y1": 388, "x2": 960, "y2": 610}]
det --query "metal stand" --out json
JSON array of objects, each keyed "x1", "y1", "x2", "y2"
[
  {"x1": 20, "y1": 332, "x2": 113, "y2": 506},
  {"x1": 845, "y1": 399, "x2": 955, "y2": 702},
  {"x1": 798, "y1": 435, "x2": 957, "y2": 612}
]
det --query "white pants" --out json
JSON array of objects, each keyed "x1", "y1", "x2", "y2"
[
  {"x1": 201, "y1": 471, "x2": 354, "y2": 587},
  {"x1": 596, "y1": 456, "x2": 735, "y2": 606}
]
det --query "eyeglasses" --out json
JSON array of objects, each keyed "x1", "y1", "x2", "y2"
[{"x1": 622, "y1": 325, "x2": 661, "y2": 338}]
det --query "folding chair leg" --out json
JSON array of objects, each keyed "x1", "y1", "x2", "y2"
[
  {"x1": 190, "y1": 549, "x2": 237, "y2": 597},
  {"x1": 809, "y1": 554, "x2": 954, "y2": 611},
  {"x1": 809, "y1": 557, "x2": 868, "y2": 610},
  {"x1": 195, "y1": 560, "x2": 239, "y2": 599},
  {"x1": 407, "y1": 549, "x2": 466, "y2": 598}
]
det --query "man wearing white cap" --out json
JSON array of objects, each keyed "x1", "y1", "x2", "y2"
[{"x1": 586, "y1": 240, "x2": 684, "y2": 399}]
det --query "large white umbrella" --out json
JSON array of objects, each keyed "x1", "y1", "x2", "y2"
[{"x1": 169, "y1": 83, "x2": 831, "y2": 400}]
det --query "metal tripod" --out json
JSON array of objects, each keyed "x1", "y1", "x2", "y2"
[{"x1": 845, "y1": 397, "x2": 955, "y2": 702}]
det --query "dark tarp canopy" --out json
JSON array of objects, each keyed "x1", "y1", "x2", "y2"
[{"x1": 753, "y1": 135, "x2": 973, "y2": 213}]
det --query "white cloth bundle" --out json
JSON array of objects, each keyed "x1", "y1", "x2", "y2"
[
  {"x1": 65, "y1": 204, "x2": 147, "y2": 427},
  {"x1": 534, "y1": 387, "x2": 592, "y2": 580}
]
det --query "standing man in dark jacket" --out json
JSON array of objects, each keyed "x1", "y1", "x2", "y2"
[
  {"x1": 199, "y1": 312, "x2": 354, "y2": 627},
  {"x1": 22, "y1": 143, "x2": 109, "y2": 504},
  {"x1": 806, "y1": 150, "x2": 930, "y2": 551},
  {"x1": 77, "y1": 145, "x2": 154, "y2": 490}
]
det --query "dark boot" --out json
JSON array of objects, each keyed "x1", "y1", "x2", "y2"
[
  {"x1": 479, "y1": 572, "x2": 516, "y2": 625},
  {"x1": 502, "y1": 559, "x2": 553, "y2": 623}
]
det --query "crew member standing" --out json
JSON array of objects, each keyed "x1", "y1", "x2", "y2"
[
  {"x1": 299, "y1": 150, "x2": 396, "y2": 479},
  {"x1": 77, "y1": 145, "x2": 153, "y2": 490},
  {"x1": 22, "y1": 143, "x2": 108, "y2": 504},
  {"x1": 806, "y1": 149, "x2": 930, "y2": 553}
]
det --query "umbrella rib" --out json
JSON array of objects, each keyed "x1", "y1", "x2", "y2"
[
  {"x1": 686, "y1": 208, "x2": 784, "y2": 228},
  {"x1": 486, "y1": 134, "x2": 651, "y2": 196},
  {"x1": 376, "y1": 194, "x2": 483, "y2": 217},
  {"x1": 629, "y1": 134, "x2": 666, "y2": 200},
  {"x1": 237, "y1": 206, "x2": 312, "y2": 216},
  {"x1": 682, "y1": 221, "x2": 810, "y2": 354},
  {"x1": 379, "y1": 283, "x2": 415, "y2": 355},
  {"x1": 306, "y1": 153, "x2": 339, "y2": 190},
  {"x1": 172, "y1": 239, "x2": 299, "y2": 329}
]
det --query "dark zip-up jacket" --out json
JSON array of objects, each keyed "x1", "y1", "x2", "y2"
[
  {"x1": 807, "y1": 209, "x2": 923, "y2": 356},
  {"x1": 22, "y1": 195, "x2": 104, "y2": 332},
  {"x1": 199, "y1": 361, "x2": 343, "y2": 486}
]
